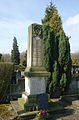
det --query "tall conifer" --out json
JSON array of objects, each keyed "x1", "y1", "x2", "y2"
[
  {"x1": 58, "y1": 31, "x2": 72, "y2": 92},
  {"x1": 42, "y1": 2, "x2": 72, "y2": 95},
  {"x1": 11, "y1": 37, "x2": 20, "y2": 65},
  {"x1": 42, "y1": 2, "x2": 62, "y2": 93}
]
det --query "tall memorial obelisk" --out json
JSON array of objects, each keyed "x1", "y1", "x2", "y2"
[{"x1": 22, "y1": 23, "x2": 50, "y2": 111}]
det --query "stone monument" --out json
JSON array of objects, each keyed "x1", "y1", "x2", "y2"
[{"x1": 19, "y1": 23, "x2": 50, "y2": 111}]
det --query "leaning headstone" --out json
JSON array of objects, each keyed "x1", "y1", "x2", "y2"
[{"x1": 19, "y1": 23, "x2": 50, "y2": 111}]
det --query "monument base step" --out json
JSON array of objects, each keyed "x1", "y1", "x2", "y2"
[
  {"x1": 18, "y1": 98, "x2": 26, "y2": 109},
  {"x1": 10, "y1": 100, "x2": 38, "y2": 120},
  {"x1": 10, "y1": 101, "x2": 25, "y2": 115},
  {"x1": 18, "y1": 92, "x2": 49, "y2": 112},
  {"x1": 18, "y1": 92, "x2": 38, "y2": 112}
]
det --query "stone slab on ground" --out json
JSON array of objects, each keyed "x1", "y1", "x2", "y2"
[
  {"x1": 10, "y1": 101, "x2": 25, "y2": 115},
  {"x1": 72, "y1": 100, "x2": 79, "y2": 107},
  {"x1": 0, "y1": 104, "x2": 17, "y2": 120},
  {"x1": 11, "y1": 100, "x2": 38, "y2": 119}
]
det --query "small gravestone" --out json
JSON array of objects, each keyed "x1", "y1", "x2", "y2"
[
  {"x1": 37, "y1": 93, "x2": 48, "y2": 110},
  {"x1": 21, "y1": 23, "x2": 50, "y2": 111},
  {"x1": 16, "y1": 70, "x2": 21, "y2": 84}
]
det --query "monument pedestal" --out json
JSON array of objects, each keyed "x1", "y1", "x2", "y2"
[
  {"x1": 21, "y1": 66, "x2": 49, "y2": 111},
  {"x1": 21, "y1": 92, "x2": 48, "y2": 111},
  {"x1": 18, "y1": 24, "x2": 50, "y2": 112}
]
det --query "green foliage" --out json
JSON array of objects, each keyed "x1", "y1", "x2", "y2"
[
  {"x1": 71, "y1": 53, "x2": 79, "y2": 65},
  {"x1": 11, "y1": 37, "x2": 20, "y2": 65},
  {"x1": 18, "y1": 65, "x2": 25, "y2": 71},
  {"x1": 42, "y1": 2, "x2": 62, "y2": 35},
  {"x1": 58, "y1": 31, "x2": 72, "y2": 91},
  {"x1": 14, "y1": 65, "x2": 25, "y2": 71},
  {"x1": 42, "y1": 2, "x2": 72, "y2": 96},
  {"x1": 58, "y1": 31, "x2": 71, "y2": 66},
  {"x1": 60, "y1": 73, "x2": 67, "y2": 91},
  {"x1": 0, "y1": 63, "x2": 13, "y2": 103},
  {"x1": 42, "y1": 24, "x2": 55, "y2": 72},
  {"x1": 42, "y1": 2, "x2": 62, "y2": 95},
  {"x1": 72, "y1": 57, "x2": 78, "y2": 66},
  {"x1": 0, "y1": 56, "x2": 4, "y2": 62},
  {"x1": 0, "y1": 53, "x2": 2, "y2": 60},
  {"x1": 49, "y1": 61, "x2": 59, "y2": 94},
  {"x1": 0, "y1": 54, "x2": 4, "y2": 62}
]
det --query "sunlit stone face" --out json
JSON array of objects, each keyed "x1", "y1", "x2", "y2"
[{"x1": 32, "y1": 36, "x2": 42, "y2": 67}]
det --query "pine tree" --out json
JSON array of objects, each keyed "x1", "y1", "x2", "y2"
[{"x1": 11, "y1": 37, "x2": 20, "y2": 65}]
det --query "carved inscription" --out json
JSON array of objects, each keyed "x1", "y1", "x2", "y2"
[{"x1": 32, "y1": 36, "x2": 42, "y2": 67}]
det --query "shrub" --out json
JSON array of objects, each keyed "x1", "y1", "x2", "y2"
[
  {"x1": 14, "y1": 65, "x2": 25, "y2": 71},
  {"x1": 0, "y1": 63, "x2": 13, "y2": 103}
]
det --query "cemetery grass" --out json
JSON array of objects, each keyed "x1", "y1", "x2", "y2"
[
  {"x1": 1, "y1": 96, "x2": 79, "y2": 120},
  {"x1": 0, "y1": 104, "x2": 17, "y2": 120}
]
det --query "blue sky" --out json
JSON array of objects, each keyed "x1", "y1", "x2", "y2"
[{"x1": 0, "y1": 0, "x2": 79, "y2": 54}]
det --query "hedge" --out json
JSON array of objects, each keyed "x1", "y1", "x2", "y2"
[{"x1": 0, "y1": 62, "x2": 13, "y2": 103}]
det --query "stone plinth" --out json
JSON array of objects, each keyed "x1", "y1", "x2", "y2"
[{"x1": 25, "y1": 77, "x2": 46, "y2": 95}]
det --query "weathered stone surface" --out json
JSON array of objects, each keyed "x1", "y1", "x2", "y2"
[
  {"x1": 27, "y1": 24, "x2": 43, "y2": 68},
  {"x1": 32, "y1": 36, "x2": 42, "y2": 67},
  {"x1": 25, "y1": 77, "x2": 46, "y2": 95}
]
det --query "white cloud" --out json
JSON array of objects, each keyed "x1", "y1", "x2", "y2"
[
  {"x1": 65, "y1": 14, "x2": 79, "y2": 27},
  {"x1": 63, "y1": 13, "x2": 79, "y2": 53}
]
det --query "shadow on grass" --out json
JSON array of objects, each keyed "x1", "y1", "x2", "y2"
[
  {"x1": 49, "y1": 94, "x2": 79, "y2": 120},
  {"x1": 50, "y1": 108, "x2": 75, "y2": 120},
  {"x1": 13, "y1": 94, "x2": 79, "y2": 120}
]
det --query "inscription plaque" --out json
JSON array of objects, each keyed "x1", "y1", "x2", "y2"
[{"x1": 32, "y1": 36, "x2": 42, "y2": 67}]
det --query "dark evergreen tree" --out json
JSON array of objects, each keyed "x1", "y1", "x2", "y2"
[
  {"x1": 42, "y1": 24, "x2": 55, "y2": 92},
  {"x1": 42, "y1": 2, "x2": 72, "y2": 96},
  {"x1": 0, "y1": 56, "x2": 4, "y2": 62},
  {"x1": 0, "y1": 54, "x2": 4, "y2": 62},
  {"x1": 0, "y1": 54, "x2": 2, "y2": 60},
  {"x1": 42, "y1": 2, "x2": 62, "y2": 36},
  {"x1": 58, "y1": 31, "x2": 72, "y2": 93},
  {"x1": 42, "y1": 2, "x2": 62, "y2": 94},
  {"x1": 11, "y1": 37, "x2": 20, "y2": 65},
  {"x1": 49, "y1": 61, "x2": 59, "y2": 95}
]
